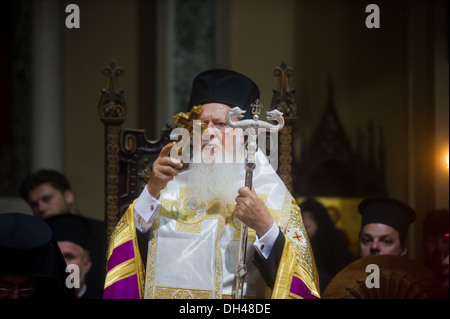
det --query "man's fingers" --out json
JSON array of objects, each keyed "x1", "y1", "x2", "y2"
[
  {"x1": 235, "y1": 194, "x2": 252, "y2": 208},
  {"x1": 157, "y1": 165, "x2": 179, "y2": 177},
  {"x1": 159, "y1": 142, "x2": 176, "y2": 158},
  {"x1": 148, "y1": 142, "x2": 183, "y2": 198},
  {"x1": 159, "y1": 142, "x2": 182, "y2": 168},
  {"x1": 236, "y1": 187, "x2": 260, "y2": 210},
  {"x1": 237, "y1": 186, "x2": 255, "y2": 197},
  {"x1": 237, "y1": 187, "x2": 248, "y2": 197},
  {"x1": 157, "y1": 156, "x2": 183, "y2": 169},
  {"x1": 152, "y1": 169, "x2": 176, "y2": 182}
]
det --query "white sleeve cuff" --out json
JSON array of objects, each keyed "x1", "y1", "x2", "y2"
[
  {"x1": 134, "y1": 186, "x2": 160, "y2": 223},
  {"x1": 252, "y1": 222, "x2": 279, "y2": 260}
]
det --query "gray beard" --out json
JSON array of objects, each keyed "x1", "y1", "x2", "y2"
[{"x1": 187, "y1": 152, "x2": 244, "y2": 204}]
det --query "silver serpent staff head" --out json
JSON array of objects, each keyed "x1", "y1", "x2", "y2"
[
  {"x1": 225, "y1": 99, "x2": 284, "y2": 131},
  {"x1": 225, "y1": 99, "x2": 285, "y2": 165}
]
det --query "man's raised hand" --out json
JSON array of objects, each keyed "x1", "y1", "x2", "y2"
[{"x1": 146, "y1": 142, "x2": 183, "y2": 198}]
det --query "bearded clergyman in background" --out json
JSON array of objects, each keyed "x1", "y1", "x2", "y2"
[{"x1": 103, "y1": 69, "x2": 320, "y2": 299}]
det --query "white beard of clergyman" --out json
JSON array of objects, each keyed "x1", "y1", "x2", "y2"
[{"x1": 187, "y1": 134, "x2": 245, "y2": 204}]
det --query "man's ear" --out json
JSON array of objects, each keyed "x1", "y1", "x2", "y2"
[
  {"x1": 63, "y1": 189, "x2": 75, "y2": 210},
  {"x1": 400, "y1": 244, "x2": 408, "y2": 256},
  {"x1": 84, "y1": 253, "x2": 92, "y2": 273}
]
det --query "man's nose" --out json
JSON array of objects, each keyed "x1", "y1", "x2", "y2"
[
  {"x1": 370, "y1": 240, "x2": 381, "y2": 255},
  {"x1": 37, "y1": 201, "x2": 47, "y2": 213},
  {"x1": 204, "y1": 125, "x2": 219, "y2": 140},
  {"x1": 11, "y1": 289, "x2": 20, "y2": 299}
]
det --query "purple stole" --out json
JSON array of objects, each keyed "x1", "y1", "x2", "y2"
[{"x1": 103, "y1": 204, "x2": 144, "y2": 299}]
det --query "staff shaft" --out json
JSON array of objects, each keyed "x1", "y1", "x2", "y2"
[{"x1": 235, "y1": 164, "x2": 255, "y2": 299}]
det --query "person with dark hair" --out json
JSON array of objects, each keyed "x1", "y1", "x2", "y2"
[
  {"x1": 19, "y1": 169, "x2": 105, "y2": 298},
  {"x1": 0, "y1": 212, "x2": 75, "y2": 299},
  {"x1": 358, "y1": 197, "x2": 416, "y2": 258},
  {"x1": 299, "y1": 198, "x2": 354, "y2": 294},
  {"x1": 20, "y1": 169, "x2": 74, "y2": 220},
  {"x1": 103, "y1": 69, "x2": 320, "y2": 299}
]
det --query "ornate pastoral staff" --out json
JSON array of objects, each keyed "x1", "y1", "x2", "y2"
[{"x1": 225, "y1": 99, "x2": 284, "y2": 299}]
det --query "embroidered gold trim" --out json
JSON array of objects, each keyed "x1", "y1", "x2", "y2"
[
  {"x1": 213, "y1": 201, "x2": 226, "y2": 299},
  {"x1": 285, "y1": 204, "x2": 314, "y2": 279},
  {"x1": 106, "y1": 214, "x2": 131, "y2": 259},
  {"x1": 155, "y1": 286, "x2": 212, "y2": 299},
  {"x1": 143, "y1": 203, "x2": 161, "y2": 299},
  {"x1": 104, "y1": 258, "x2": 136, "y2": 289},
  {"x1": 176, "y1": 222, "x2": 202, "y2": 233},
  {"x1": 278, "y1": 192, "x2": 293, "y2": 231}
]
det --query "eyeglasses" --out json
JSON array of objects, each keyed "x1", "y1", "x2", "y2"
[{"x1": 0, "y1": 287, "x2": 36, "y2": 299}]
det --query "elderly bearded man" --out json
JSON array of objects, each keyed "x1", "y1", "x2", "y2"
[{"x1": 103, "y1": 69, "x2": 320, "y2": 299}]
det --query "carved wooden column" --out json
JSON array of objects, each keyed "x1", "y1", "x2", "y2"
[
  {"x1": 98, "y1": 61, "x2": 127, "y2": 245},
  {"x1": 270, "y1": 64, "x2": 298, "y2": 194}
]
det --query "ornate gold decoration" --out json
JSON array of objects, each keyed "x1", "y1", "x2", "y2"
[
  {"x1": 172, "y1": 105, "x2": 205, "y2": 167},
  {"x1": 122, "y1": 132, "x2": 137, "y2": 154},
  {"x1": 155, "y1": 286, "x2": 212, "y2": 299},
  {"x1": 271, "y1": 64, "x2": 296, "y2": 117},
  {"x1": 173, "y1": 105, "x2": 205, "y2": 135},
  {"x1": 137, "y1": 157, "x2": 152, "y2": 184},
  {"x1": 285, "y1": 203, "x2": 315, "y2": 281},
  {"x1": 99, "y1": 61, "x2": 127, "y2": 245},
  {"x1": 99, "y1": 61, "x2": 127, "y2": 120},
  {"x1": 270, "y1": 64, "x2": 298, "y2": 193}
]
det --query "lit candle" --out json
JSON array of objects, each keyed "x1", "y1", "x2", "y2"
[{"x1": 446, "y1": 152, "x2": 449, "y2": 170}]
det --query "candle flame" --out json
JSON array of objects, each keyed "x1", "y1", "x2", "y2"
[{"x1": 447, "y1": 152, "x2": 449, "y2": 169}]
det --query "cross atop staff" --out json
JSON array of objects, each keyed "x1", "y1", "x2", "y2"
[{"x1": 251, "y1": 99, "x2": 263, "y2": 120}]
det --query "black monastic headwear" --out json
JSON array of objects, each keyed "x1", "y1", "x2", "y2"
[
  {"x1": 45, "y1": 214, "x2": 92, "y2": 250},
  {"x1": 0, "y1": 212, "x2": 75, "y2": 299},
  {"x1": 187, "y1": 69, "x2": 260, "y2": 119},
  {"x1": 358, "y1": 197, "x2": 416, "y2": 241}
]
